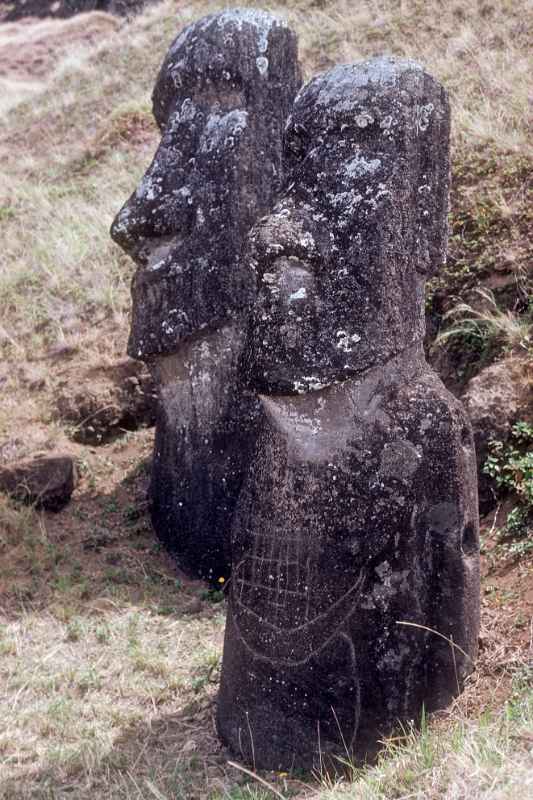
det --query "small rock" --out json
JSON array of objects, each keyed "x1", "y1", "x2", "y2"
[{"x1": 0, "y1": 454, "x2": 78, "y2": 511}]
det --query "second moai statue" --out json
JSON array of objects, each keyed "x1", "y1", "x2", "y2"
[
  {"x1": 110, "y1": 10, "x2": 301, "y2": 581},
  {"x1": 217, "y1": 57, "x2": 480, "y2": 769}
]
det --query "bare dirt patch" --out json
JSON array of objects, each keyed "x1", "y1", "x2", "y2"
[
  {"x1": 0, "y1": 10, "x2": 120, "y2": 114},
  {"x1": 0, "y1": 12, "x2": 119, "y2": 81}
]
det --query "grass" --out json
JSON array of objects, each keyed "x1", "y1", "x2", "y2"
[
  {"x1": 427, "y1": 145, "x2": 532, "y2": 376},
  {"x1": 0, "y1": 461, "x2": 232, "y2": 799},
  {"x1": 436, "y1": 287, "x2": 532, "y2": 355},
  {"x1": 0, "y1": 1, "x2": 532, "y2": 798},
  {"x1": 0, "y1": 0, "x2": 531, "y2": 361},
  {"x1": 0, "y1": 604, "x2": 227, "y2": 798},
  {"x1": 314, "y1": 686, "x2": 533, "y2": 800}
]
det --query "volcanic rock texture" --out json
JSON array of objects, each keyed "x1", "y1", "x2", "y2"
[{"x1": 217, "y1": 56, "x2": 480, "y2": 770}]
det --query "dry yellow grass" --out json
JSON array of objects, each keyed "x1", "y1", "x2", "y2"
[
  {"x1": 0, "y1": 1, "x2": 531, "y2": 798},
  {"x1": 0, "y1": 0, "x2": 530, "y2": 363}
]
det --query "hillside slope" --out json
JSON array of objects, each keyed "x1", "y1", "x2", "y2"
[{"x1": 0, "y1": 1, "x2": 531, "y2": 798}]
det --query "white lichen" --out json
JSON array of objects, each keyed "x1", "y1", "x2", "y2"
[
  {"x1": 288, "y1": 287, "x2": 307, "y2": 302},
  {"x1": 336, "y1": 330, "x2": 362, "y2": 352},
  {"x1": 212, "y1": 8, "x2": 281, "y2": 54},
  {"x1": 314, "y1": 57, "x2": 423, "y2": 112},
  {"x1": 135, "y1": 174, "x2": 162, "y2": 202},
  {"x1": 200, "y1": 109, "x2": 248, "y2": 153},
  {"x1": 345, "y1": 154, "x2": 381, "y2": 178},
  {"x1": 416, "y1": 102, "x2": 434, "y2": 132},
  {"x1": 256, "y1": 56, "x2": 269, "y2": 75}
]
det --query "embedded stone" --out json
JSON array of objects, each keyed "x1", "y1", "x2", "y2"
[
  {"x1": 462, "y1": 356, "x2": 533, "y2": 512},
  {"x1": 217, "y1": 57, "x2": 480, "y2": 770},
  {"x1": 0, "y1": 454, "x2": 77, "y2": 511},
  {"x1": 110, "y1": 9, "x2": 302, "y2": 580},
  {"x1": 56, "y1": 358, "x2": 157, "y2": 444}
]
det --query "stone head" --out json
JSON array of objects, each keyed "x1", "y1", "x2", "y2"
[
  {"x1": 245, "y1": 57, "x2": 451, "y2": 393},
  {"x1": 110, "y1": 9, "x2": 301, "y2": 359}
]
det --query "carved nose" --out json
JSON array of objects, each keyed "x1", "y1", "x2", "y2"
[
  {"x1": 110, "y1": 158, "x2": 168, "y2": 255},
  {"x1": 110, "y1": 191, "x2": 163, "y2": 261},
  {"x1": 110, "y1": 201, "x2": 137, "y2": 254}
]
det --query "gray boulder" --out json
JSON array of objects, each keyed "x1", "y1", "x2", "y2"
[
  {"x1": 217, "y1": 57, "x2": 480, "y2": 770},
  {"x1": 110, "y1": 9, "x2": 302, "y2": 581}
]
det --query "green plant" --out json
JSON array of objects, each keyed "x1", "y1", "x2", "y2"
[
  {"x1": 436, "y1": 288, "x2": 532, "y2": 355},
  {"x1": 65, "y1": 618, "x2": 85, "y2": 642},
  {"x1": 483, "y1": 421, "x2": 533, "y2": 558},
  {"x1": 76, "y1": 666, "x2": 102, "y2": 694},
  {"x1": 103, "y1": 499, "x2": 119, "y2": 514},
  {"x1": 484, "y1": 422, "x2": 533, "y2": 501},
  {"x1": 94, "y1": 622, "x2": 110, "y2": 645},
  {"x1": 191, "y1": 652, "x2": 220, "y2": 694},
  {"x1": 200, "y1": 588, "x2": 225, "y2": 604},
  {"x1": 0, "y1": 205, "x2": 15, "y2": 221},
  {"x1": 218, "y1": 784, "x2": 285, "y2": 799}
]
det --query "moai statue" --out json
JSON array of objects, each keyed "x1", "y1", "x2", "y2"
[
  {"x1": 217, "y1": 57, "x2": 480, "y2": 770},
  {"x1": 110, "y1": 10, "x2": 301, "y2": 581}
]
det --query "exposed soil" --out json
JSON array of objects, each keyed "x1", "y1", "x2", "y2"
[
  {"x1": 1, "y1": 315, "x2": 531, "y2": 688},
  {"x1": 0, "y1": 11, "x2": 119, "y2": 82},
  {"x1": 0, "y1": 5, "x2": 531, "y2": 795},
  {"x1": 0, "y1": 1, "x2": 152, "y2": 23}
]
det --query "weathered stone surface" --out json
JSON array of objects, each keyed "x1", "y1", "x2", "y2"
[
  {"x1": 463, "y1": 356, "x2": 533, "y2": 513},
  {"x1": 0, "y1": 454, "x2": 77, "y2": 511},
  {"x1": 217, "y1": 57, "x2": 480, "y2": 770},
  {"x1": 111, "y1": 9, "x2": 301, "y2": 580}
]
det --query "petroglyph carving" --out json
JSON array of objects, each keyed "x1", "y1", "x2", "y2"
[
  {"x1": 111, "y1": 10, "x2": 301, "y2": 579},
  {"x1": 217, "y1": 56, "x2": 480, "y2": 770}
]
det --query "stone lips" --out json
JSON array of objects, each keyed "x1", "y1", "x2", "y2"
[
  {"x1": 110, "y1": 11, "x2": 302, "y2": 580},
  {"x1": 217, "y1": 57, "x2": 480, "y2": 769}
]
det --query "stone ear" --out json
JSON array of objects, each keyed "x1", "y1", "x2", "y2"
[{"x1": 414, "y1": 90, "x2": 451, "y2": 279}]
